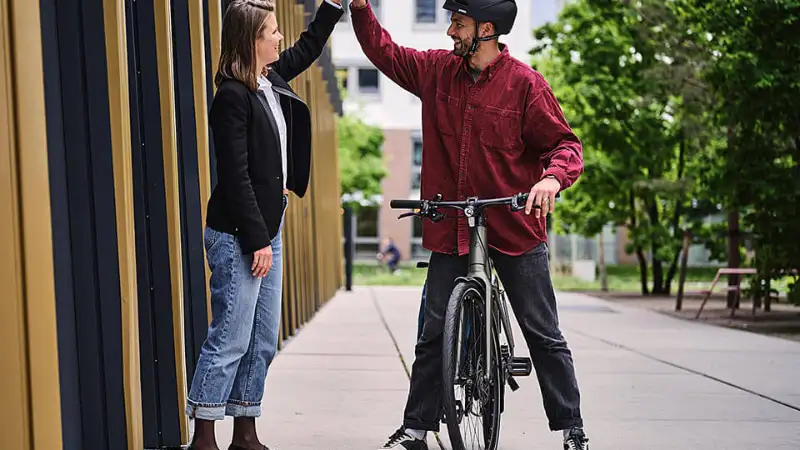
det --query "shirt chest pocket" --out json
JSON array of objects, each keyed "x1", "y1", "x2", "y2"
[
  {"x1": 435, "y1": 89, "x2": 461, "y2": 137},
  {"x1": 477, "y1": 106, "x2": 523, "y2": 153}
]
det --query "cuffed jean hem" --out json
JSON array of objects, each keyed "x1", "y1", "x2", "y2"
[
  {"x1": 403, "y1": 418, "x2": 440, "y2": 432},
  {"x1": 185, "y1": 401, "x2": 226, "y2": 421},
  {"x1": 549, "y1": 417, "x2": 583, "y2": 431},
  {"x1": 225, "y1": 401, "x2": 262, "y2": 418}
]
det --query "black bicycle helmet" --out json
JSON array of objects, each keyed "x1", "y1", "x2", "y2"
[{"x1": 443, "y1": 0, "x2": 517, "y2": 35}]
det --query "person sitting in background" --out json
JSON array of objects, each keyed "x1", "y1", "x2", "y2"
[{"x1": 377, "y1": 237, "x2": 402, "y2": 273}]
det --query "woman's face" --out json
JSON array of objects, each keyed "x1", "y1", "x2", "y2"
[{"x1": 256, "y1": 12, "x2": 283, "y2": 70}]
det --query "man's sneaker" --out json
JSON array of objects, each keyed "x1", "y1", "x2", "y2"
[
  {"x1": 378, "y1": 427, "x2": 427, "y2": 449},
  {"x1": 563, "y1": 427, "x2": 589, "y2": 450}
]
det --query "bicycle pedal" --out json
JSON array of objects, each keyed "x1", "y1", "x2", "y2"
[
  {"x1": 508, "y1": 356, "x2": 533, "y2": 377},
  {"x1": 507, "y1": 376, "x2": 520, "y2": 391}
]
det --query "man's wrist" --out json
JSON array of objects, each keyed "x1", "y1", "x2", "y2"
[
  {"x1": 324, "y1": 0, "x2": 343, "y2": 8},
  {"x1": 542, "y1": 173, "x2": 562, "y2": 190}
]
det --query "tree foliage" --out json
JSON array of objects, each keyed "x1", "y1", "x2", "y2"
[
  {"x1": 532, "y1": 0, "x2": 800, "y2": 302},
  {"x1": 675, "y1": 0, "x2": 800, "y2": 304},
  {"x1": 531, "y1": 0, "x2": 720, "y2": 295},
  {"x1": 337, "y1": 113, "x2": 387, "y2": 211}
]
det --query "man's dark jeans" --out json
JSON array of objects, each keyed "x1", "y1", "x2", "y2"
[{"x1": 403, "y1": 242, "x2": 583, "y2": 432}]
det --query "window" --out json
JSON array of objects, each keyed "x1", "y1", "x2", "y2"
[
  {"x1": 411, "y1": 207, "x2": 428, "y2": 259},
  {"x1": 356, "y1": 206, "x2": 379, "y2": 238},
  {"x1": 353, "y1": 205, "x2": 380, "y2": 258},
  {"x1": 412, "y1": 138, "x2": 423, "y2": 166},
  {"x1": 357, "y1": 67, "x2": 379, "y2": 94},
  {"x1": 335, "y1": 67, "x2": 348, "y2": 92},
  {"x1": 411, "y1": 169, "x2": 421, "y2": 190},
  {"x1": 341, "y1": 0, "x2": 380, "y2": 22},
  {"x1": 415, "y1": 0, "x2": 436, "y2": 23},
  {"x1": 411, "y1": 135, "x2": 422, "y2": 191}
]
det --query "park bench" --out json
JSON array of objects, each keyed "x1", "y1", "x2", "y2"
[{"x1": 693, "y1": 268, "x2": 757, "y2": 319}]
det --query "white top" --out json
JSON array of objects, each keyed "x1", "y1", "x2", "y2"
[
  {"x1": 255, "y1": 0, "x2": 342, "y2": 190},
  {"x1": 257, "y1": 74, "x2": 288, "y2": 190}
]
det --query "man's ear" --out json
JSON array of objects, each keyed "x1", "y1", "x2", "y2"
[{"x1": 479, "y1": 21, "x2": 496, "y2": 38}]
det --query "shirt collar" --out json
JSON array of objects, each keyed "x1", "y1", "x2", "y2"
[
  {"x1": 258, "y1": 74, "x2": 272, "y2": 90},
  {"x1": 462, "y1": 43, "x2": 511, "y2": 81}
]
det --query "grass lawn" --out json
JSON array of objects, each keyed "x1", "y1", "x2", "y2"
[{"x1": 353, "y1": 262, "x2": 726, "y2": 294}]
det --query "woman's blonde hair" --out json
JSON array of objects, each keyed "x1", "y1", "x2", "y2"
[{"x1": 215, "y1": 0, "x2": 276, "y2": 91}]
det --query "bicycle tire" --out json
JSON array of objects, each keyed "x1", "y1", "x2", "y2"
[{"x1": 442, "y1": 280, "x2": 503, "y2": 450}]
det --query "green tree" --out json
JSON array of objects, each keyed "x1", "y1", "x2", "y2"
[
  {"x1": 674, "y1": 0, "x2": 800, "y2": 305},
  {"x1": 337, "y1": 112, "x2": 387, "y2": 211},
  {"x1": 531, "y1": 0, "x2": 723, "y2": 295}
]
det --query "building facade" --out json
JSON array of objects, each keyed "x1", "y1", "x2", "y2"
[
  {"x1": 2, "y1": 1, "x2": 343, "y2": 449},
  {"x1": 332, "y1": 0, "x2": 567, "y2": 261}
]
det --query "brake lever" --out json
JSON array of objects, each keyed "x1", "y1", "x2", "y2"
[{"x1": 397, "y1": 212, "x2": 419, "y2": 220}]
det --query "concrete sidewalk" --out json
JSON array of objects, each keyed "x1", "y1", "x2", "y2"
[{"x1": 213, "y1": 286, "x2": 800, "y2": 449}]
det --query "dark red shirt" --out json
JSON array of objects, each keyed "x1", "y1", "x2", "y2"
[{"x1": 351, "y1": 3, "x2": 583, "y2": 256}]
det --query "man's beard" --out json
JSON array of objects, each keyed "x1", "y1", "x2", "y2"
[{"x1": 452, "y1": 37, "x2": 472, "y2": 57}]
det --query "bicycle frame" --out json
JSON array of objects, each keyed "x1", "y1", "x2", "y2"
[{"x1": 390, "y1": 192, "x2": 528, "y2": 386}]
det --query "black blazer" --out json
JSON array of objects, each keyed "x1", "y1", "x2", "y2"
[{"x1": 206, "y1": 1, "x2": 343, "y2": 254}]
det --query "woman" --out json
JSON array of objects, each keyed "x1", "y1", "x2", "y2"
[{"x1": 186, "y1": 1, "x2": 343, "y2": 449}]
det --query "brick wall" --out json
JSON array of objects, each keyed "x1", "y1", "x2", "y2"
[{"x1": 378, "y1": 129, "x2": 413, "y2": 260}]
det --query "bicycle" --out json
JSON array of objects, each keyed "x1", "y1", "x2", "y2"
[{"x1": 390, "y1": 193, "x2": 535, "y2": 450}]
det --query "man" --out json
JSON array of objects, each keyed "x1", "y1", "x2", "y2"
[
  {"x1": 347, "y1": 1, "x2": 589, "y2": 449},
  {"x1": 377, "y1": 237, "x2": 402, "y2": 273}
]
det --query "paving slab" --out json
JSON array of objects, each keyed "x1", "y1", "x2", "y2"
[{"x1": 206, "y1": 286, "x2": 800, "y2": 450}]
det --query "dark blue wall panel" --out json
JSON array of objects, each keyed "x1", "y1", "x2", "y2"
[{"x1": 41, "y1": 0, "x2": 128, "y2": 448}]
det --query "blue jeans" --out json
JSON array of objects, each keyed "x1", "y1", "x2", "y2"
[
  {"x1": 186, "y1": 213, "x2": 285, "y2": 420},
  {"x1": 417, "y1": 282, "x2": 427, "y2": 341}
]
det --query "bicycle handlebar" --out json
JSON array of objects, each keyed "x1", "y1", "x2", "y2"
[{"x1": 390, "y1": 192, "x2": 530, "y2": 213}]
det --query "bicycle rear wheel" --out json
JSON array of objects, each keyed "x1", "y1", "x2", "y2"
[{"x1": 442, "y1": 281, "x2": 502, "y2": 450}]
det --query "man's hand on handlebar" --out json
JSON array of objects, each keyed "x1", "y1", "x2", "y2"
[{"x1": 526, "y1": 176, "x2": 561, "y2": 218}]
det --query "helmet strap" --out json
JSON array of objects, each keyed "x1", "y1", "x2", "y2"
[{"x1": 467, "y1": 22, "x2": 499, "y2": 55}]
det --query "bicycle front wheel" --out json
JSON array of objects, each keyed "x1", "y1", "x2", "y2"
[{"x1": 441, "y1": 281, "x2": 503, "y2": 450}]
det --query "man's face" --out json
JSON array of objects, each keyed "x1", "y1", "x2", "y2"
[{"x1": 447, "y1": 12, "x2": 476, "y2": 57}]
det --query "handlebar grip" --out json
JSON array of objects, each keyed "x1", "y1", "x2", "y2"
[{"x1": 390, "y1": 199, "x2": 424, "y2": 209}]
